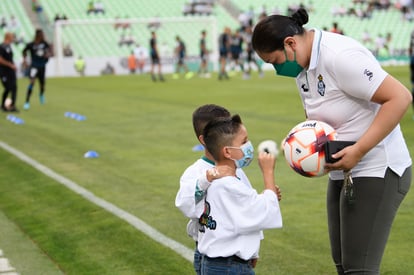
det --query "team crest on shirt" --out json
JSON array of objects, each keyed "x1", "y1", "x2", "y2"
[
  {"x1": 199, "y1": 201, "x2": 216, "y2": 232},
  {"x1": 317, "y1": 74, "x2": 326, "y2": 96}
]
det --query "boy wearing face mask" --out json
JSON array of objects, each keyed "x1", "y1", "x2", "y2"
[
  {"x1": 176, "y1": 104, "x2": 261, "y2": 275},
  {"x1": 198, "y1": 114, "x2": 283, "y2": 275}
]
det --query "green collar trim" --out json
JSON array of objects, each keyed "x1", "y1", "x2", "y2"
[{"x1": 201, "y1": 156, "x2": 215, "y2": 165}]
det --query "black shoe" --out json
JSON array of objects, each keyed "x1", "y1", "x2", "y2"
[
  {"x1": 151, "y1": 74, "x2": 157, "y2": 82},
  {"x1": 1, "y1": 106, "x2": 7, "y2": 112},
  {"x1": 9, "y1": 106, "x2": 19, "y2": 112}
]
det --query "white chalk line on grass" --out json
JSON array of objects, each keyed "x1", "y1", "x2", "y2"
[
  {"x1": 0, "y1": 141, "x2": 193, "y2": 262},
  {"x1": 0, "y1": 249, "x2": 18, "y2": 274}
]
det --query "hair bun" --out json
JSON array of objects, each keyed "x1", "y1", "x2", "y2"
[{"x1": 291, "y1": 8, "x2": 309, "y2": 27}]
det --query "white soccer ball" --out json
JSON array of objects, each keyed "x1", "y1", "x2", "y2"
[
  {"x1": 284, "y1": 120, "x2": 337, "y2": 177},
  {"x1": 4, "y1": 98, "x2": 12, "y2": 109},
  {"x1": 258, "y1": 140, "x2": 279, "y2": 158}
]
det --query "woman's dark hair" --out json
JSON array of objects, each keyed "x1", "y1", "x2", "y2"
[
  {"x1": 203, "y1": 115, "x2": 242, "y2": 162},
  {"x1": 252, "y1": 8, "x2": 309, "y2": 53}
]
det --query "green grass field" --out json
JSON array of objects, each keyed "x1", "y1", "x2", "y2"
[{"x1": 0, "y1": 67, "x2": 413, "y2": 274}]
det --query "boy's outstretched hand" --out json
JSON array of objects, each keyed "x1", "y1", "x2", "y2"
[
  {"x1": 258, "y1": 151, "x2": 281, "y2": 198},
  {"x1": 258, "y1": 151, "x2": 276, "y2": 172}
]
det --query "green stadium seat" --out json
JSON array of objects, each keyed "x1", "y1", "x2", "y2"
[
  {"x1": 0, "y1": 0, "x2": 35, "y2": 61},
  {"x1": 6, "y1": 0, "x2": 413, "y2": 60}
]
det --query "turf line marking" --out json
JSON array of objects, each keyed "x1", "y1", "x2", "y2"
[{"x1": 0, "y1": 141, "x2": 193, "y2": 262}]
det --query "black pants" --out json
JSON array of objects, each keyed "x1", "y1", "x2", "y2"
[
  {"x1": 1, "y1": 72, "x2": 17, "y2": 107},
  {"x1": 26, "y1": 66, "x2": 46, "y2": 103},
  {"x1": 327, "y1": 167, "x2": 411, "y2": 274}
]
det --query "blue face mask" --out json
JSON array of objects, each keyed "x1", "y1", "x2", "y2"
[
  {"x1": 228, "y1": 141, "x2": 254, "y2": 168},
  {"x1": 273, "y1": 48, "x2": 303, "y2": 78}
]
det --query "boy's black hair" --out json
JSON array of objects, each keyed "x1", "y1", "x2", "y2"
[
  {"x1": 192, "y1": 104, "x2": 231, "y2": 139},
  {"x1": 203, "y1": 114, "x2": 242, "y2": 162}
]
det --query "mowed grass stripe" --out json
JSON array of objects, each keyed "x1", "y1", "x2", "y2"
[
  {"x1": 0, "y1": 141, "x2": 193, "y2": 262},
  {"x1": 0, "y1": 209, "x2": 64, "y2": 274},
  {"x1": 0, "y1": 148, "x2": 194, "y2": 274}
]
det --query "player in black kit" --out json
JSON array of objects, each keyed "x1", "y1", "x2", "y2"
[
  {"x1": 149, "y1": 31, "x2": 165, "y2": 82},
  {"x1": 218, "y1": 27, "x2": 231, "y2": 80},
  {"x1": 0, "y1": 32, "x2": 19, "y2": 112},
  {"x1": 22, "y1": 29, "x2": 51, "y2": 110}
]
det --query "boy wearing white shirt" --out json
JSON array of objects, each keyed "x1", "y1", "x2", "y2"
[
  {"x1": 198, "y1": 114, "x2": 282, "y2": 275},
  {"x1": 175, "y1": 104, "x2": 259, "y2": 274}
]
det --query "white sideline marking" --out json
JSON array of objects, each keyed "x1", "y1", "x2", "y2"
[
  {"x1": 0, "y1": 250, "x2": 18, "y2": 274},
  {"x1": 0, "y1": 141, "x2": 193, "y2": 262},
  {"x1": 0, "y1": 258, "x2": 17, "y2": 273}
]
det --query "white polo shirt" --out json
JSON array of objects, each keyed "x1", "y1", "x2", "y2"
[{"x1": 295, "y1": 29, "x2": 411, "y2": 180}]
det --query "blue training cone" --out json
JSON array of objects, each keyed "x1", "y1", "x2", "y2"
[
  {"x1": 192, "y1": 144, "x2": 204, "y2": 152},
  {"x1": 84, "y1": 150, "x2": 99, "y2": 158},
  {"x1": 6, "y1": 115, "x2": 24, "y2": 125},
  {"x1": 75, "y1": 114, "x2": 86, "y2": 121}
]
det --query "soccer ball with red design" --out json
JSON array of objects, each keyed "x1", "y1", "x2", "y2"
[{"x1": 283, "y1": 120, "x2": 337, "y2": 177}]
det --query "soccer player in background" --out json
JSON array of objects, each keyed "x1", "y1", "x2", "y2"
[
  {"x1": 22, "y1": 29, "x2": 51, "y2": 110},
  {"x1": 149, "y1": 31, "x2": 165, "y2": 82},
  {"x1": 173, "y1": 36, "x2": 193, "y2": 80},
  {"x1": 229, "y1": 28, "x2": 244, "y2": 76},
  {"x1": 198, "y1": 30, "x2": 210, "y2": 78},
  {"x1": 218, "y1": 27, "x2": 231, "y2": 80},
  {"x1": 0, "y1": 32, "x2": 18, "y2": 112},
  {"x1": 243, "y1": 25, "x2": 264, "y2": 79}
]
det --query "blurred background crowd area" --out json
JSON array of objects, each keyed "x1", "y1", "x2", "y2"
[{"x1": 2, "y1": 0, "x2": 414, "y2": 74}]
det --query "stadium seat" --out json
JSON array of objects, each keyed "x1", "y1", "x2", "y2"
[
  {"x1": 4, "y1": 0, "x2": 414, "y2": 61},
  {"x1": 0, "y1": 0, "x2": 35, "y2": 61}
]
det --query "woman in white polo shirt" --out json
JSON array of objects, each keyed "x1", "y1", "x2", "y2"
[{"x1": 251, "y1": 8, "x2": 412, "y2": 275}]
